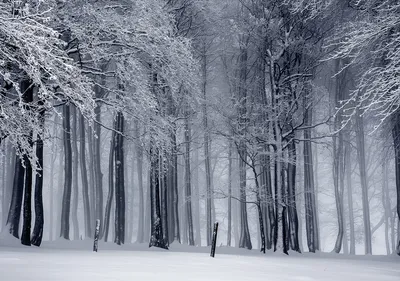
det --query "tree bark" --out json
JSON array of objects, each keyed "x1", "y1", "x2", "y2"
[
  {"x1": 114, "y1": 112, "x2": 125, "y2": 245},
  {"x1": 149, "y1": 143, "x2": 168, "y2": 249},
  {"x1": 303, "y1": 99, "x2": 319, "y2": 253},
  {"x1": 135, "y1": 121, "x2": 145, "y2": 243},
  {"x1": 227, "y1": 140, "x2": 232, "y2": 247},
  {"x1": 31, "y1": 134, "x2": 44, "y2": 246},
  {"x1": 391, "y1": 111, "x2": 400, "y2": 255},
  {"x1": 21, "y1": 147, "x2": 32, "y2": 246},
  {"x1": 345, "y1": 135, "x2": 355, "y2": 254},
  {"x1": 71, "y1": 106, "x2": 80, "y2": 240},
  {"x1": 79, "y1": 112, "x2": 92, "y2": 238},
  {"x1": 60, "y1": 104, "x2": 73, "y2": 240},
  {"x1": 103, "y1": 130, "x2": 115, "y2": 242},
  {"x1": 7, "y1": 154, "x2": 25, "y2": 238},
  {"x1": 355, "y1": 111, "x2": 372, "y2": 254},
  {"x1": 184, "y1": 114, "x2": 194, "y2": 246}
]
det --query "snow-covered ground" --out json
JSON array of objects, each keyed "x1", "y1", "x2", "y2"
[{"x1": 0, "y1": 239, "x2": 399, "y2": 281}]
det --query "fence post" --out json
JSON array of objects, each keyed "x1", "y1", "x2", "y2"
[
  {"x1": 93, "y1": 219, "x2": 100, "y2": 252},
  {"x1": 210, "y1": 222, "x2": 219, "y2": 258}
]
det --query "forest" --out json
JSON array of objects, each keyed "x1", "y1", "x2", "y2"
[{"x1": 0, "y1": 0, "x2": 399, "y2": 259}]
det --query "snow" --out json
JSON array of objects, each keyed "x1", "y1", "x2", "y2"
[{"x1": 0, "y1": 238, "x2": 399, "y2": 281}]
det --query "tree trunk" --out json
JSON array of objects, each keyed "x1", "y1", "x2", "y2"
[
  {"x1": 332, "y1": 59, "x2": 345, "y2": 253},
  {"x1": 345, "y1": 135, "x2": 355, "y2": 254},
  {"x1": 184, "y1": 114, "x2": 194, "y2": 246},
  {"x1": 287, "y1": 140, "x2": 300, "y2": 253},
  {"x1": 21, "y1": 147, "x2": 32, "y2": 246},
  {"x1": 149, "y1": 143, "x2": 168, "y2": 249},
  {"x1": 355, "y1": 112, "x2": 372, "y2": 254},
  {"x1": 202, "y1": 43, "x2": 213, "y2": 246},
  {"x1": 94, "y1": 106, "x2": 103, "y2": 236},
  {"x1": 88, "y1": 126, "x2": 96, "y2": 231},
  {"x1": 227, "y1": 140, "x2": 232, "y2": 247},
  {"x1": 103, "y1": 130, "x2": 115, "y2": 242},
  {"x1": 160, "y1": 151, "x2": 169, "y2": 246},
  {"x1": 114, "y1": 112, "x2": 125, "y2": 245},
  {"x1": 382, "y1": 160, "x2": 391, "y2": 254},
  {"x1": 79, "y1": 112, "x2": 92, "y2": 238},
  {"x1": 7, "y1": 154, "x2": 25, "y2": 238},
  {"x1": 193, "y1": 146, "x2": 201, "y2": 246},
  {"x1": 135, "y1": 121, "x2": 145, "y2": 243},
  {"x1": 2, "y1": 142, "x2": 14, "y2": 232},
  {"x1": 31, "y1": 134, "x2": 44, "y2": 246},
  {"x1": 71, "y1": 106, "x2": 79, "y2": 240},
  {"x1": 391, "y1": 111, "x2": 400, "y2": 255},
  {"x1": 60, "y1": 104, "x2": 73, "y2": 240},
  {"x1": 303, "y1": 99, "x2": 319, "y2": 253}
]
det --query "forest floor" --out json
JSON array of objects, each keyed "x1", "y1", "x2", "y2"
[{"x1": 0, "y1": 237, "x2": 399, "y2": 281}]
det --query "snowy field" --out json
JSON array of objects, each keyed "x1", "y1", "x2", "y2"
[{"x1": 0, "y1": 240, "x2": 399, "y2": 281}]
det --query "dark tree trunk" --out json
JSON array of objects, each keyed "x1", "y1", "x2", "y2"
[
  {"x1": 184, "y1": 115, "x2": 194, "y2": 246},
  {"x1": 114, "y1": 112, "x2": 125, "y2": 245},
  {"x1": 392, "y1": 111, "x2": 400, "y2": 255},
  {"x1": 31, "y1": 95, "x2": 45, "y2": 246},
  {"x1": 167, "y1": 126, "x2": 180, "y2": 244},
  {"x1": 355, "y1": 111, "x2": 372, "y2": 254},
  {"x1": 287, "y1": 141, "x2": 300, "y2": 253},
  {"x1": 149, "y1": 144, "x2": 168, "y2": 249},
  {"x1": 237, "y1": 36, "x2": 252, "y2": 250},
  {"x1": 94, "y1": 106, "x2": 103, "y2": 236},
  {"x1": 7, "y1": 154, "x2": 25, "y2": 238},
  {"x1": 103, "y1": 130, "x2": 115, "y2": 242},
  {"x1": 60, "y1": 104, "x2": 73, "y2": 239},
  {"x1": 21, "y1": 148, "x2": 32, "y2": 246},
  {"x1": 160, "y1": 151, "x2": 169, "y2": 246},
  {"x1": 31, "y1": 134, "x2": 44, "y2": 246},
  {"x1": 79, "y1": 113, "x2": 92, "y2": 238}
]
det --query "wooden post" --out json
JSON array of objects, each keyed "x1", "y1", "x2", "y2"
[
  {"x1": 210, "y1": 222, "x2": 219, "y2": 258},
  {"x1": 93, "y1": 219, "x2": 100, "y2": 252}
]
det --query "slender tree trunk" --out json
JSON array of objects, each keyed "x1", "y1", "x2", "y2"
[
  {"x1": 201, "y1": 43, "x2": 213, "y2": 246},
  {"x1": 144, "y1": 168, "x2": 151, "y2": 241},
  {"x1": 382, "y1": 160, "x2": 391, "y2": 254},
  {"x1": 94, "y1": 106, "x2": 103, "y2": 236},
  {"x1": 2, "y1": 142, "x2": 14, "y2": 232},
  {"x1": 193, "y1": 146, "x2": 201, "y2": 246},
  {"x1": 114, "y1": 112, "x2": 125, "y2": 245},
  {"x1": 71, "y1": 106, "x2": 79, "y2": 240},
  {"x1": 345, "y1": 136, "x2": 355, "y2": 254},
  {"x1": 355, "y1": 112, "x2": 372, "y2": 254},
  {"x1": 159, "y1": 150, "x2": 169, "y2": 246},
  {"x1": 49, "y1": 118, "x2": 57, "y2": 241},
  {"x1": 303, "y1": 98, "x2": 319, "y2": 253},
  {"x1": 227, "y1": 140, "x2": 232, "y2": 247},
  {"x1": 184, "y1": 114, "x2": 194, "y2": 246},
  {"x1": 60, "y1": 104, "x2": 73, "y2": 239},
  {"x1": 391, "y1": 111, "x2": 400, "y2": 255},
  {"x1": 21, "y1": 145, "x2": 32, "y2": 246},
  {"x1": 287, "y1": 140, "x2": 300, "y2": 252},
  {"x1": 103, "y1": 130, "x2": 115, "y2": 242},
  {"x1": 135, "y1": 122, "x2": 145, "y2": 243},
  {"x1": 332, "y1": 59, "x2": 345, "y2": 253},
  {"x1": 88, "y1": 126, "x2": 96, "y2": 231},
  {"x1": 79, "y1": 112, "x2": 92, "y2": 238},
  {"x1": 129, "y1": 140, "x2": 135, "y2": 243}
]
